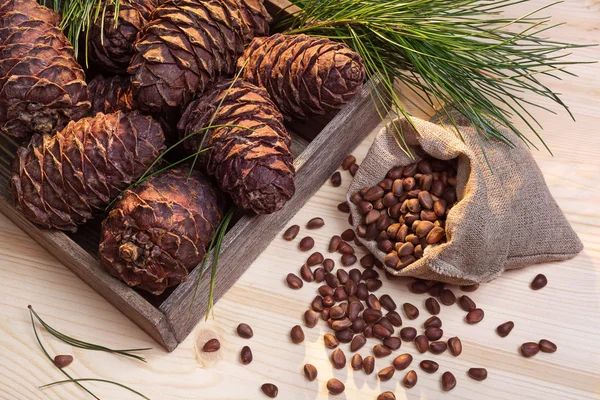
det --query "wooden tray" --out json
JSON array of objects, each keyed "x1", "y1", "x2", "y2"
[{"x1": 0, "y1": 0, "x2": 388, "y2": 351}]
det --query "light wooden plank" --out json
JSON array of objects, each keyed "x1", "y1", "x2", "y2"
[{"x1": 0, "y1": 0, "x2": 598, "y2": 398}]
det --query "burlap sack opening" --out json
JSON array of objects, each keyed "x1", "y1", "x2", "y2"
[{"x1": 347, "y1": 117, "x2": 583, "y2": 285}]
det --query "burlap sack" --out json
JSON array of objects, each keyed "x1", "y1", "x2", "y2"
[{"x1": 348, "y1": 116, "x2": 583, "y2": 285}]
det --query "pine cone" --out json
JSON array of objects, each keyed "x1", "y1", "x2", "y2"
[
  {"x1": 11, "y1": 111, "x2": 166, "y2": 232},
  {"x1": 128, "y1": 0, "x2": 271, "y2": 113},
  {"x1": 89, "y1": 0, "x2": 161, "y2": 73},
  {"x1": 238, "y1": 33, "x2": 366, "y2": 120},
  {"x1": 88, "y1": 74, "x2": 136, "y2": 114},
  {"x1": 178, "y1": 78, "x2": 295, "y2": 214},
  {"x1": 99, "y1": 167, "x2": 227, "y2": 295},
  {"x1": 0, "y1": 1, "x2": 90, "y2": 138},
  {"x1": 87, "y1": 74, "x2": 182, "y2": 141},
  {"x1": 0, "y1": 0, "x2": 60, "y2": 27}
]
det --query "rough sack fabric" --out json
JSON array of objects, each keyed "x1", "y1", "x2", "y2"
[{"x1": 348, "y1": 116, "x2": 583, "y2": 285}]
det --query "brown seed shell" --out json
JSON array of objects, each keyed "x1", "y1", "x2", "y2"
[
  {"x1": 303, "y1": 364, "x2": 318, "y2": 381},
  {"x1": 466, "y1": 308, "x2": 485, "y2": 324},
  {"x1": 448, "y1": 337, "x2": 462, "y2": 356},
  {"x1": 393, "y1": 353, "x2": 413, "y2": 370},
  {"x1": 403, "y1": 303, "x2": 419, "y2": 320},
  {"x1": 441, "y1": 371, "x2": 456, "y2": 391},
  {"x1": 425, "y1": 327, "x2": 443, "y2": 341},
  {"x1": 306, "y1": 252, "x2": 324, "y2": 266},
  {"x1": 53, "y1": 355, "x2": 73, "y2": 368},
  {"x1": 409, "y1": 281, "x2": 429, "y2": 294},
  {"x1": 286, "y1": 273, "x2": 303, "y2": 289},
  {"x1": 429, "y1": 341, "x2": 447, "y2": 355},
  {"x1": 383, "y1": 337, "x2": 402, "y2": 351},
  {"x1": 420, "y1": 360, "x2": 439, "y2": 373},
  {"x1": 373, "y1": 344, "x2": 392, "y2": 358},
  {"x1": 497, "y1": 321, "x2": 515, "y2": 337},
  {"x1": 468, "y1": 368, "x2": 488, "y2": 381},
  {"x1": 283, "y1": 225, "x2": 299, "y2": 240},
  {"x1": 531, "y1": 274, "x2": 548, "y2": 290},
  {"x1": 326, "y1": 378, "x2": 345, "y2": 395},
  {"x1": 299, "y1": 237, "x2": 315, "y2": 251},
  {"x1": 459, "y1": 295, "x2": 477, "y2": 312},
  {"x1": 290, "y1": 325, "x2": 305, "y2": 344},
  {"x1": 304, "y1": 310, "x2": 319, "y2": 328},
  {"x1": 377, "y1": 391, "x2": 396, "y2": 400},
  {"x1": 400, "y1": 327, "x2": 417, "y2": 342},
  {"x1": 324, "y1": 333, "x2": 339, "y2": 349},
  {"x1": 237, "y1": 323, "x2": 254, "y2": 339},
  {"x1": 342, "y1": 155, "x2": 356, "y2": 170},
  {"x1": 377, "y1": 366, "x2": 395, "y2": 381},
  {"x1": 350, "y1": 335, "x2": 367, "y2": 352},
  {"x1": 203, "y1": 338, "x2": 220, "y2": 352},
  {"x1": 241, "y1": 346, "x2": 252, "y2": 365},
  {"x1": 351, "y1": 353, "x2": 363, "y2": 370},
  {"x1": 440, "y1": 289, "x2": 457, "y2": 306},
  {"x1": 521, "y1": 342, "x2": 540, "y2": 357},
  {"x1": 424, "y1": 316, "x2": 442, "y2": 329},
  {"x1": 329, "y1": 236, "x2": 342, "y2": 252},
  {"x1": 425, "y1": 297, "x2": 441, "y2": 315},
  {"x1": 363, "y1": 356, "x2": 375, "y2": 374},
  {"x1": 415, "y1": 335, "x2": 429, "y2": 353},
  {"x1": 261, "y1": 383, "x2": 278, "y2": 398},
  {"x1": 331, "y1": 349, "x2": 346, "y2": 369},
  {"x1": 330, "y1": 171, "x2": 342, "y2": 187},
  {"x1": 300, "y1": 264, "x2": 314, "y2": 282},
  {"x1": 539, "y1": 339, "x2": 557, "y2": 353},
  {"x1": 402, "y1": 370, "x2": 418, "y2": 388}
]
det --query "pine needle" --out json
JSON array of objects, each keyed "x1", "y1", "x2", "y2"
[
  {"x1": 29, "y1": 307, "x2": 98, "y2": 399},
  {"x1": 29, "y1": 306, "x2": 151, "y2": 362},
  {"x1": 40, "y1": 379, "x2": 151, "y2": 400},
  {"x1": 37, "y1": 0, "x2": 121, "y2": 59},
  {"x1": 205, "y1": 207, "x2": 235, "y2": 320},
  {"x1": 29, "y1": 306, "x2": 152, "y2": 399},
  {"x1": 282, "y1": 0, "x2": 594, "y2": 152}
]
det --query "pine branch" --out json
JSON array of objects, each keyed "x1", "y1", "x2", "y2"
[{"x1": 282, "y1": 0, "x2": 595, "y2": 152}]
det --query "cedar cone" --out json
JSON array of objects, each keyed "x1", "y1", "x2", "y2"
[
  {"x1": 0, "y1": 0, "x2": 60, "y2": 27},
  {"x1": 178, "y1": 78, "x2": 295, "y2": 214},
  {"x1": 88, "y1": 74, "x2": 136, "y2": 115},
  {"x1": 99, "y1": 167, "x2": 227, "y2": 295},
  {"x1": 0, "y1": 1, "x2": 90, "y2": 138},
  {"x1": 87, "y1": 74, "x2": 180, "y2": 141},
  {"x1": 238, "y1": 33, "x2": 366, "y2": 120},
  {"x1": 11, "y1": 111, "x2": 166, "y2": 232},
  {"x1": 89, "y1": 0, "x2": 161, "y2": 73},
  {"x1": 128, "y1": 0, "x2": 271, "y2": 113}
]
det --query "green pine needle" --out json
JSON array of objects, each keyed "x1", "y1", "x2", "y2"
[
  {"x1": 282, "y1": 0, "x2": 594, "y2": 152},
  {"x1": 187, "y1": 206, "x2": 236, "y2": 319},
  {"x1": 37, "y1": 0, "x2": 121, "y2": 60},
  {"x1": 39, "y1": 379, "x2": 151, "y2": 400},
  {"x1": 29, "y1": 306, "x2": 151, "y2": 362},
  {"x1": 29, "y1": 306, "x2": 150, "y2": 399},
  {"x1": 29, "y1": 307, "x2": 99, "y2": 399},
  {"x1": 205, "y1": 207, "x2": 235, "y2": 320}
]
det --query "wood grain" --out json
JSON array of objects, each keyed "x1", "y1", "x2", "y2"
[{"x1": 1, "y1": 0, "x2": 599, "y2": 398}]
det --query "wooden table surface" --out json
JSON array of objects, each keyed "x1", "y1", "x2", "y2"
[{"x1": 1, "y1": 1, "x2": 599, "y2": 399}]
